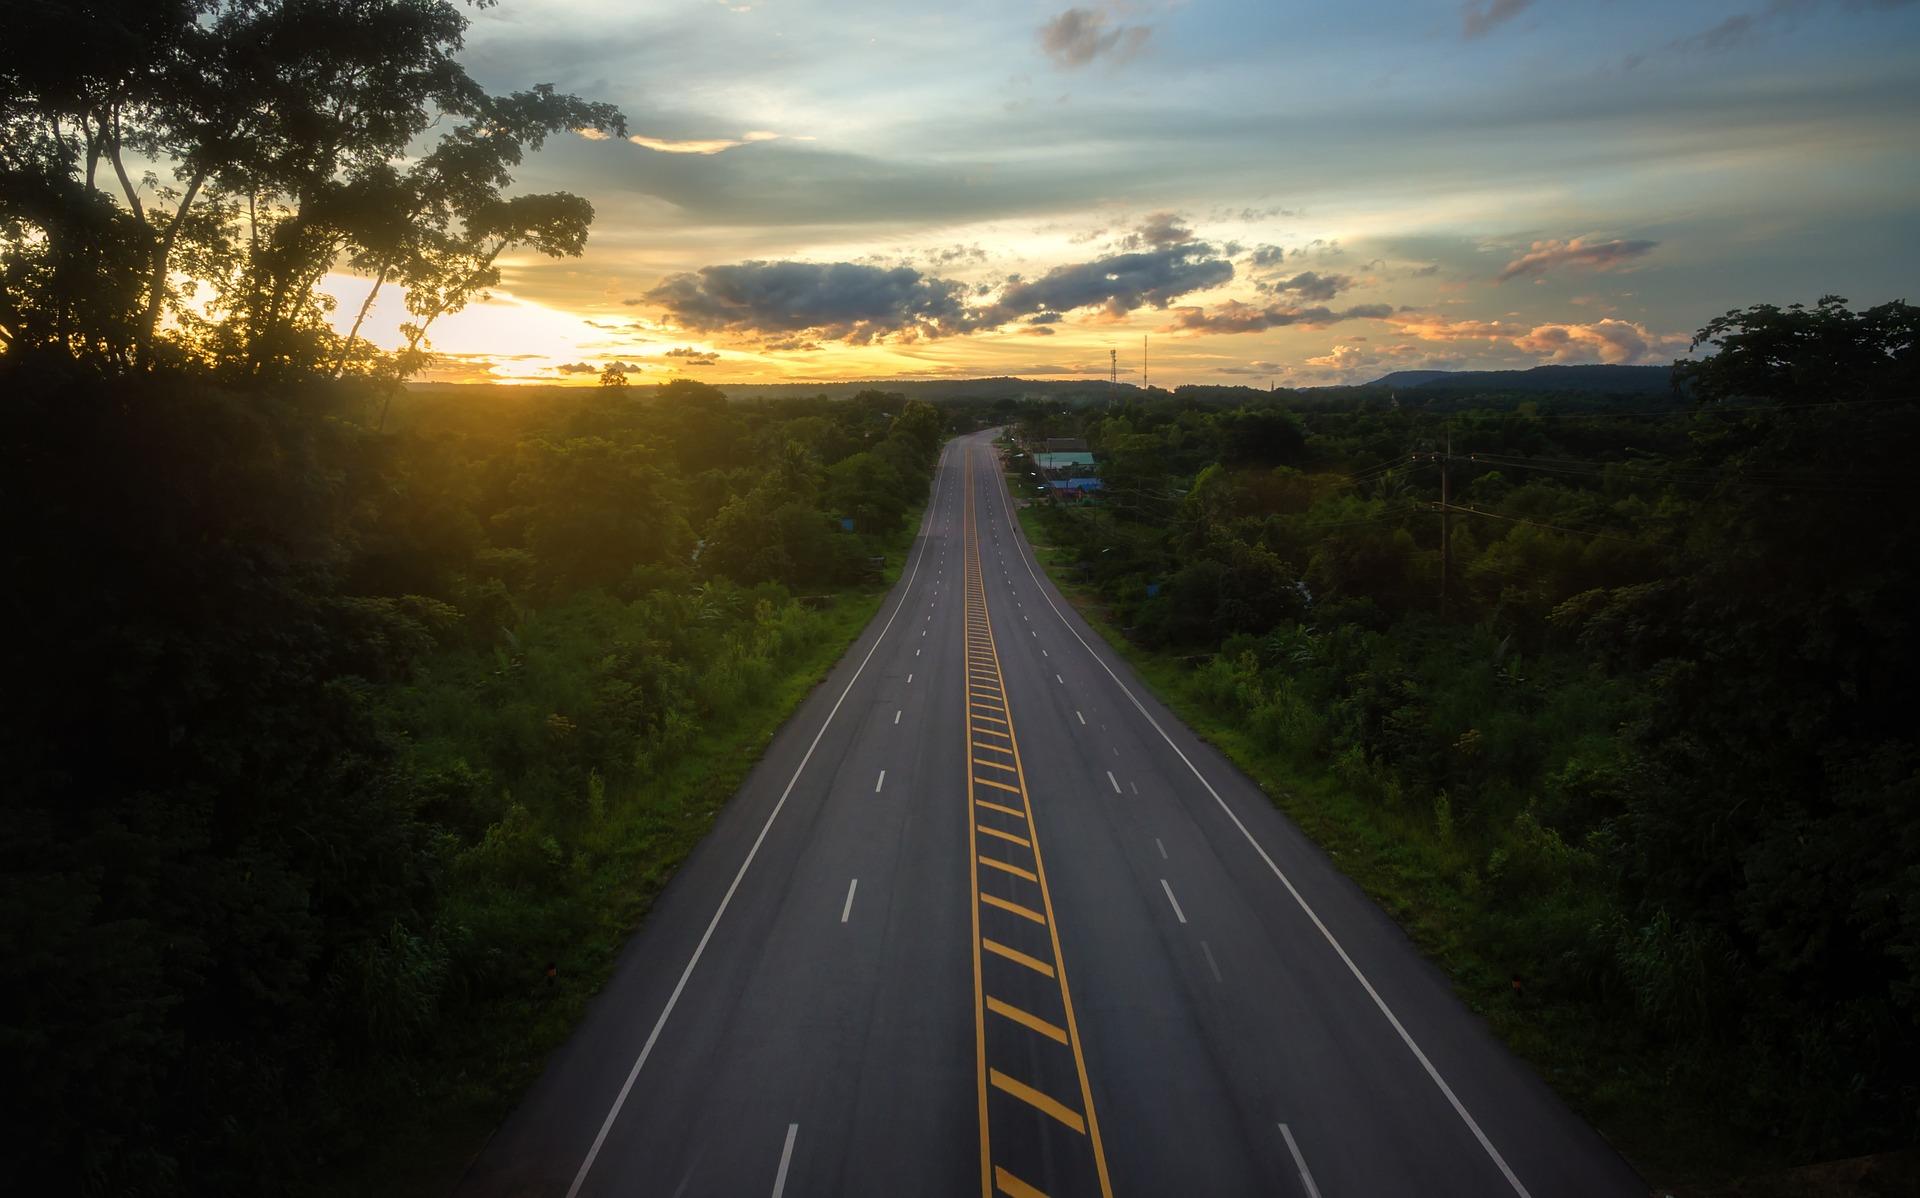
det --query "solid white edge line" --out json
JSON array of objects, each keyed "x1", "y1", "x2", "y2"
[
  {"x1": 1160, "y1": 878, "x2": 1187, "y2": 924},
  {"x1": 564, "y1": 446, "x2": 948, "y2": 1198},
  {"x1": 771, "y1": 1123, "x2": 799, "y2": 1198},
  {"x1": 995, "y1": 452, "x2": 1536, "y2": 1198},
  {"x1": 840, "y1": 878, "x2": 858, "y2": 923}
]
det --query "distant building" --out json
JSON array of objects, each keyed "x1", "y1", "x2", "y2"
[{"x1": 1033, "y1": 451, "x2": 1096, "y2": 476}]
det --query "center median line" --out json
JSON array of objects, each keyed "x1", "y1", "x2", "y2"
[
  {"x1": 963, "y1": 445, "x2": 1114, "y2": 1198},
  {"x1": 562, "y1": 445, "x2": 951, "y2": 1198}
]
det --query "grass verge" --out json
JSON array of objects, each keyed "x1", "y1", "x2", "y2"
[
  {"x1": 1008, "y1": 495, "x2": 1743, "y2": 1191},
  {"x1": 313, "y1": 524, "x2": 923, "y2": 1197}
]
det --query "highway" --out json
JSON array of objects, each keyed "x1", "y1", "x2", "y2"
[{"x1": 455, "y1": 431, "x2": 1646, "y2": 1198}]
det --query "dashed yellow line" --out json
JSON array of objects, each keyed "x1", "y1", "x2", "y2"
[
  {"x1": 986, "y1": 995, "x2": 1068, "y2": 1044},
  {"x1": 981, "y1": 892, "x2": 1048, "y2": 925},
  {"x1": 977, "y1": 825, "x2": 1032, "y2": 849},
  {"x1": 989, "y1": 1069, "x2": 1087, "y2": 1134},
  {"x1": 995, "y1": 1165, "x2": 1049, "y2": 1198},
  {"x1": 983, "y1": 937, "x2": 1056, "y2": 977},
  {"x1": 979, "y1": 855, "x2": 1038, "y2": 882}
]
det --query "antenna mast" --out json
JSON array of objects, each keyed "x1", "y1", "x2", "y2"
[
  {"x1": 1109, "y1": 348, "x2": 1118, "y2": 405},
  {"x1": 1142, "y1": 334, "x2": 1148, "y2": 392}
]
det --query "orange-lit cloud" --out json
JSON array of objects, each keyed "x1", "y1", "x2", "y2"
[{"x1": 1497, "y1": 237, "x2": 1658, "y2": 282}]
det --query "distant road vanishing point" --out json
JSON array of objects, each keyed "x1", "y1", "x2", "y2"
[{"x1": 455, "y1": 431, "x2": 1646, "y2": 1198}]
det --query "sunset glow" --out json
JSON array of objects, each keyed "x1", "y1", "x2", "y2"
[{"x1": 317, "y1": 0, "x2": 1919, "y2": 386}]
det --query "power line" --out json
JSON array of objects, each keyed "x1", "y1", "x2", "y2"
[{"x1": 1435, "y1": 502, "x2": 1651, "y2": 546}]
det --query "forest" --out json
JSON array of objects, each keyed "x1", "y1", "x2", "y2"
[
  {"x1": 1011, "y1": 296, "x2": 1920, "y2": 1180},
  {"x1": 0, "y1": 3, "x2": 958, "y2": 1191},
  {"x1": 5, "y1": 0, "x2": 1917, "y2": 1192}
]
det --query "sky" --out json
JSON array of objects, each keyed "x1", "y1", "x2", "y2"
[{"x1": 327, "y1": 0, "x2": 1920, "y2": 387}]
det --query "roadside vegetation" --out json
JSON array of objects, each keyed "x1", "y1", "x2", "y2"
[
  {"x1": 0, "y1": 4, "x2": 956, "y2": 1190},
  {"x1": 1006, "y1": 297, "x2": 1920, "y2": 1186}
]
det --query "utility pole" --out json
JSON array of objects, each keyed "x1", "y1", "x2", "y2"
[
  {"x1": 1109, "y1": 348, "x2": 1117, "y2": 408},
  {"x1": 1439, "y1": 421, "x2": 1451, "y2": 615}
]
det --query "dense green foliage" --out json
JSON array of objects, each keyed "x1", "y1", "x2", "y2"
[
  {"x1": 0, "y1": 7, "x2": 957, "y2": 1187},
  {"x1": 1, "y1": 0, "x2": 621, "y2": 382},
  {"x1": 0, "y1": 366, "x2": 946, "y2": 1192},
  {"x1": 1015, "y1": 297, "x2": 1920, "y2": 1174}
]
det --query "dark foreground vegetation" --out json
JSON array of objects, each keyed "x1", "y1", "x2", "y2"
[
  {"x1": 1012, "y1": 296, "x2": 1920, "y2": 1181},
  {"x1": 0, "y1": 2, "x2": 962, "y2": 1191}
]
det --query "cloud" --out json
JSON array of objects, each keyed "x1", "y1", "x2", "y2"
[
  {"x1": 987, "y1": 242, "x2": 1234, "y2": 322},
  {"x1": 1462, "y1": 0, "x2": 1534, "y2": 37},
  {"x1": 642, "y1": 260, "x2": 977, "y2": 344},
  {"x1": 1261, "y1": 270, "x2": 1355, "y2": 301},
  {"x1": 555, "y1": 361, "x2": 601, "y2": 373},
  {"x1": 1039, "y1": 7, "x2": 1151, "y2": 68},
  {"x1": 1511, "y1": 318, "x2": 1691, "y2": 364},
  {"x1": 1161, "y1": 301, "x2": 1394, "y2": 334},
  {"x1": 1497, "y1": 237, "x2": 1658, "y2": 281},
  {"x1": 640, "y1": 236, "x2": 1240, "y2": 345},
  {"x1": 663, "y1": 347, "x2": 720, "y2": 366},
  {"x1": 627, "y1": 130, "x2": 788, "y2": 154},
  {"x1": 1665, "y1": 0, "x2": 1915, "y2": 58},
  {"x1": 1386, "y1": 311, "x2": 1690, "y2": 364},
  {"x1": 929, "y1": 243, "x2": 989, "y2": 265},
  {"x1": 1124, "y1": 211, "x2": 1195, "y2": 249}
]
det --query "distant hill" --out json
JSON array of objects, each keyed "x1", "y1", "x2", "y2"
[
  {"x1": 408, "y1": 376, "x2": 1145, "y2": 404},
  {"x1": 1366, "y1": 370, "x2": 1457, "y2": 389},
  {"x1": 1367, "y1": 364, "x2": 1674, "y2": 395}
]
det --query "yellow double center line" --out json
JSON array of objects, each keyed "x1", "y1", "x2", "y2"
[{"x1": 964, "y1": 452, "x2": 1113, "y2": 1198}]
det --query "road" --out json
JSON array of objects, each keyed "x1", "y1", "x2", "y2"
[{"x1": 455, "y1": 431, "x2": 1646, "y2": 1198}]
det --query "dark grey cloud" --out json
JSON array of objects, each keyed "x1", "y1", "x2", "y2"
[
  {"x1": 639, "y1": 238, "x2": 1237, "y2": 343},
  {"x1": 555, "y1": 361, "x2": 600, "y2": 373},
  {"x1": 1162, "y1": 301, "x2": 1393, "y2": 334},
  {"x1": 663, "y1": 347, "x2": 720, "y2": 366},
  {"x1": 930, "y1": 243, "x2": 989, "y2": 265},
  {"x1": 1039, "y1": 7, "x2": 1151, "y2": 68},
  {"x1": 1261, "y1": 270, "x2": 1354, "y2": 301},
  {"x1": 1462, "y1": 0, "x2": 1534, "y2": 37},
  {"x1": 1497, "y1": 237, "x2": 1657, "y2": 281},
  {"x1": 1123, "y1": 211, "x2": 1194, "y2": 249},
  {"x1": 986, "y1": 242, "x2": 1234, "y2": 322},
  {"x1": 642, "y1": 260, "x2": 976, "y2": 344},
  {"x1": 1667, "y1": 0, "x2": 1914, "y2": 57}
]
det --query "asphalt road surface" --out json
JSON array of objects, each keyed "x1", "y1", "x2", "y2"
[{"x1": 455, "y1": 431, "x2": 1646, "y2": 1198}]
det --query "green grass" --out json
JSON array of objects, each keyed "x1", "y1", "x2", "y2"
[
  {"x1": 1010, "y1": 498, "x2": 1753, "y2": 1190},
  {"x1": 312, "y1": 527, "x2": 922, "y2": 1198}
]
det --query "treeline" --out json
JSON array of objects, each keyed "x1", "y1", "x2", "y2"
[
  {"x1": 1016, "y1": 297, "x2": 1920, "y2": 1176},
  {"x1": 0, "y1": 364, "x2": 950, "y2": 1192},
  {"x1": 0, "y1": 3, "x2": 972, "y2": 1188}
]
